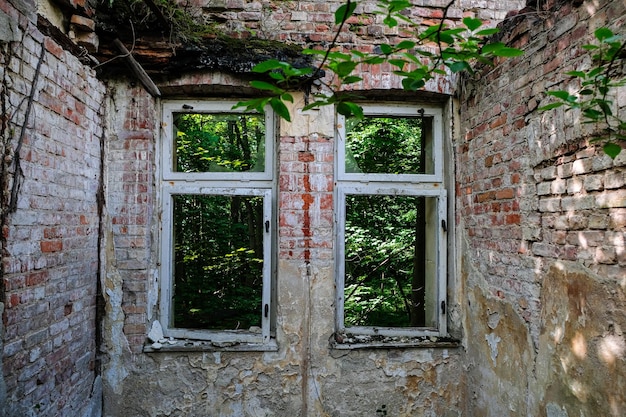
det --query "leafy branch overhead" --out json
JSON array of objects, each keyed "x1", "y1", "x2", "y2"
[
  {"x1": 235, "y1": 0, "x2": 523, "y2": 121},
  {"x1": 540, "y1": 28, "x2": 626, "y2": 158}
]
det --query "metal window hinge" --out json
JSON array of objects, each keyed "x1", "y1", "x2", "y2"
[
  {"x1": 441, "y1": 219, "x2": 447, "y2": 232},
  {"x1": 441, "y1": 300, "x2": 446, "y2": 315},
  {"x1": 264, "y1": 304, "x2": 269, "y2": 318},
  {"x1": 265, "y1": 220, "x2": 270, "y2": 233}
]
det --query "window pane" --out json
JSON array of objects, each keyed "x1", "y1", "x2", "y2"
[
  {"x1": 345, "y1": 116, "x2": 433, "y2": 175},
  {"x1": 172, "y1": 194, "x2": 264, "y2": 330},
  {"x1": 173, "y1": 113, "x2": 265, "y2": 173},
  {"x1": 344, "y1": 195, "x2": 438, "y2": 328}
]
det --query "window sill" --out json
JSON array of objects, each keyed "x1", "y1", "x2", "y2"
[
  {"x1": 330, "y1": 333, "x2": 461, "y2": 350},
  {"x1": 143, "y1": 338, "x2": 278, "y2": 353}
]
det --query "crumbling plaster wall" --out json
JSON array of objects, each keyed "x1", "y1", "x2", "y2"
[
  {"x1": 0, "y1": 0, "x2": 106, "y2": 415},
  {"x1": 458, "y1": 0, "x2": 625, "y2": 416},
  {"x1": 102, "y1": 75, "x2": 467, "y2": 417}
]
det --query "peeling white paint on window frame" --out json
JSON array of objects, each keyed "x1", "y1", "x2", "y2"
[
  {"x1": 334, "y1": 103, "x2": 449, "y2": 340},
  {"x1": 157, "y1": 99, "x2": 277, "y2": 347}
]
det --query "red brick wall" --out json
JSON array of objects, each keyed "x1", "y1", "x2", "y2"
[
  {"x1": 103, "y1": 86, "x2": 156, "y2": 353},
  {"x1": 1, "y1": 1, "x2": 105, "y2": 415},
  {"x1": 278, "y1": 134, "x2": 334, "y2": 262},
  {"x1": 458, "y1": 0, "x2": 626, "y2": 414}
]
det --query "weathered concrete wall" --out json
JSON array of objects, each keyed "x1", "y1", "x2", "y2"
[
  {"x1": 458, "y1": 0, "x2": 625, "y2": 415},
  {"x1": 0, "y1": 0, "x2": 105, "y2": 415}
]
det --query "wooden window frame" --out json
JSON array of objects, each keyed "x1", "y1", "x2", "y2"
[
  {"x1": 158, "y1": 100, "x2": 276, "y2": 346},
  {"x1": 334, "y1": 103, "x2": 448, "y2": 338}
]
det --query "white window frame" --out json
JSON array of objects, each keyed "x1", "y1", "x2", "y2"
[
  {"x1": 159, "y1": 100, "x2": 276, "y2": 345},
  {"x1": 335, "y1": 103, "x2": 448, "y2": 338}
]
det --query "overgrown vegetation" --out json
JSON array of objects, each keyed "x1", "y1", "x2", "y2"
[
  {"x1": 541, "y1": 27, "x2": 626, "y2": 158},
  {"x1": 99, "y1": 0, "x2": 217, "y2": 42},
  {"x1": 235, "y1": 0, "x2": 523, "y2": 121}
]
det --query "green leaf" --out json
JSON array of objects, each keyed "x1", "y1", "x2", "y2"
[
  {"x1": 594, "y1": 27, "x2": 614, "y2": 41},
  {"x1": 481, "y1": 42, "x2": 505, "y2": 54},
  {"x1": 383, "y1": 15, "x2": 398, "y2": 28},
  {"x1": 448, "y1": 61, "x2": 471, "y2": 73},
  {"x1": 335, "y1": 1, "x2": 357, "y2": 25},
  {"x1": 492, "y1": 46, "x2": 524, "y2": 57},
  {"x1": 252, "y1": 59, "x2": 283, "y2": 73},
  {"x1": 438, "y1": 32, "x2": 455, "y2": 44},
  {"x1": 336, "y1": 101, "x2": 363, "y2": 118},
  {"x1": 395, "y1": 40, "x2": 416, "y2": 50},
  {"x1": 363, "y1": 56, "x2": 386, "y2": 65},
  {"x1": 582, "y1": 108, "x2": 603, "y2": 120},
  {"x1": 283, "y1": 66, "x2": 313, "y2": 77},
  {"x1": 565, "y1": 70, "x2": 587, "y2": 78},
  {"x1": 233, "y1": 97, "x2": 269, "y2": 112},
  {"x1": 597, "y1": 100, "x2": 613, "y2": 116},
  {"x1": 327, "y1": 51, "x2": 352, "y2": 61},
  {"x1": 281, "y1": 93, "x2": 294, "y2": 103},
  {"x1": 547, "y1": 90, "x2": 577, "y2": 102},
  {"x1": 302, "y1": 48, "x2": 327, "y2": 56},
  {"x1": 420, "y1": 24, "x2": 442, "y2": 40},
  {"x1": 410, "y1": 49, "x2": 432, "y2": 59},
  {"x1": 402, "y1": 77, "x2": 425, "y2": 91},
  {"x1": 538, "y1": 102, "x2": 565, "y2": 111},
  {"x1": 336, "y1": 61, "x2": 358, "y2": 77},
  {"x1": 441, "y1": 28, "x2": 466, "y2": 37},
  {"x1": 463, "y1": 17, "x2": 482, "y2": 31},
  {"x1": 587, "y1": 67, "x2": 603, "y2": 78},
  {"x1": 389, "y1": 59, "x2": 406, "y2": 69},
  {"x1": 379, "y1": 44, "x2": 393, "y2": 55},
  {"x1": 250, "y1": 80, "x2": 284, "y2": 94},
  {"x1": 475, "y1": 28, "x2": 500, "y2": 36},
  {"x1": 385, "y1": 0, "x2": 411, "y2": 13},
  {"x1": 482, "y1": 42, "x2": 523, "y2": 57},
  {"x1": 269, "y1": 97, "x2": 291, "y2": 122},
  {"x1": 342, "y1": 76, "x2": 363, "y2": 84},
  {"x1": 269, "y1": 72, "x2": 286, "y2": 81},
  {"x1": 603, "y1": 142, "x2": 622, "y2": 159},
  {"x1": 347, "y1": 102, "x2": 364, "y2": 119}
]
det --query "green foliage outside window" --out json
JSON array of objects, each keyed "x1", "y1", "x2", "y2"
[
  {"x1": 174, "y1": 113, "x2": 265, "y2": 173},
  {"x1": 343, "y1": 117, "x2": 429, "y2": 327},
  {"x1": 172, "y1": 113, "x2": 266, "y2": 330}
]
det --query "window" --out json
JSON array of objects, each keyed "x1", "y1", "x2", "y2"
[
  {"x1": 335, "y1": 103, "x2": 448, "y2": 338},
  {"x1": 159, "y1": 100, "x2": 275, "y2": 345}
]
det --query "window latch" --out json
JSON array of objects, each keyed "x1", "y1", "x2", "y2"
[
  {"x1": 441, "y1": 300, "x2": 446, "y2": 315},
  {"x1": 265, "y1": 220, "x2": 270, "y2": 233},
  {"x1": 264, "y1": 304, "x2": 269, "y2": 318},
  {"x1": 441, "y1": 219, "x2": 447, "y2": 232}
]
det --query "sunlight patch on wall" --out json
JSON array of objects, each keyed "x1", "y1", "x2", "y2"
[
  {"x1": 597, "y1": 334, "x2": 626, "y2": 367},
  {"x1": 570, "y1": 332, "x2": 587, "y2": 360}
]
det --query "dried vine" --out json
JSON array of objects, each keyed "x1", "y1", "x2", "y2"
[{"x1": 0, "y1": 39, "x2": 46, "y2": 301}]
